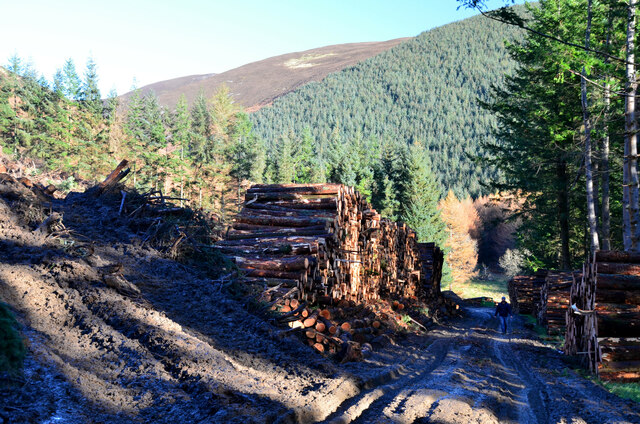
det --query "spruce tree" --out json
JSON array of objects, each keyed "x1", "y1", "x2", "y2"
[
  {"x1": 400, "y1": 143, "x2": 447, "y2": 246},
  {"x1": 81, "y1": 57, "x2": 102, "y2": 115},
  {"x1": 62, "y1": 58, "x2": 81, "y2": 100}
]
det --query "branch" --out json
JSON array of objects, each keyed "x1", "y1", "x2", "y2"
[
  {"x1": 473, "y1": 5, "x2": 637, "y2": 66},
  {"x1": 565, "y1": 68, "x2": 629, "y2": 97}
]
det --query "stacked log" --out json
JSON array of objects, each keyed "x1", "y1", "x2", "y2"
[
  {"x1": 216, "y1": 183, "x2": 444, "y2": 309},
  {"x1": 566, "y1": 251, "x2": 640, "y2": 379},
  {"x1": 593, "y1": 251, "x2": 640, "y2": 381},
  {"x1": 565, "y1": 255, "x2": 601, "y2": 375},
  {"x1": 537, "y1": 271, "x2": 574, "y2": 334},
  {"x1": 507, "y1": 270, "x2": 548, "y2": 315},
  {"x1": 417, "y1": 242, "x2": 444, "y2": 298}
]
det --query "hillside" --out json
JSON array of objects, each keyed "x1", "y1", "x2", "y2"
[
  {"x1": 118, "y1": 39, "x2": 409, "y2": 111},
  {"x1": 250, "y1": 13, "x2": 523, "y2": 197}
]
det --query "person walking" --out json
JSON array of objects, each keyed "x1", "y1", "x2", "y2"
[{"x1": 495, "y1": 296, "x2": 512, "y2": 334}]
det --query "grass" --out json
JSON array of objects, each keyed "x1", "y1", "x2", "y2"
[
  {"x1": 449, "y1": 273, "x2": 509, "y2": 302},
  {"x1": 603, "y1": 382, "x2": 640, "y2": 403}
]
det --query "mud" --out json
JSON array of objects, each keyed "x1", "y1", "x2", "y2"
[{"x1": 1, "y1": 178, "x2": 639, "y2": 423}]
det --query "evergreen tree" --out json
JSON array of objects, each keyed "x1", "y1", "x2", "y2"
[
  {"x1": 400, "y1": 143, "x2": 447, "y2": 246},
  {"x1": 81, "y1": 57, "x2": 102, "y2": 115},
  {"x1": 52, "y1": 68, "x2": 64, "y2": 97},
  {"x1": 273, "y1": 132, "x2": 296, "y2": 183},
  {"x1": 190, "y1": 91, "x2": 213, "y2": 162},
  {"x1": 62, "y1": 58, "x2": 81, "y2": 100}
]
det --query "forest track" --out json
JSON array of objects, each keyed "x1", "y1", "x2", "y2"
[{"x1": 318, "y1": 307, "x2": 640, "y2": 424}]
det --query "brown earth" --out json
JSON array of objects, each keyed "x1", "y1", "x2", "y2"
[
  {"x1": 0, "y1": 176, "x2": 639, "y2": 423},
  {"x1": 117, "y1": 39, "x2": 409, "y2": 112}
]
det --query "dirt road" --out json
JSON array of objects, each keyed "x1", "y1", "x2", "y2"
[
  {"x1": 322, "y1": 308, "x2": 640, "y2": 424},
  {"x1": 1, "y1": 178, "x2": 639, "y2": 423}
]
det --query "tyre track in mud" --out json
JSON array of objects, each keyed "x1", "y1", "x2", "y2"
[{"x1": 318, "y1": 307, "x2": 640, "y2": 424}]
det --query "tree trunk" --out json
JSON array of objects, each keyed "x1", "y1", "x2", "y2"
[
  {"x1": 558, "y1": 159, "x2": 571, "y2": 269},
  {"x1": 582, "y1": 0, "x2": 600, "y2": 254},
  {"x1": 602, "y1": 83, "x2": 612, "y2": 250},
  {"x1": 624, "y1": 0, "x2": 638, "y2": 250}
]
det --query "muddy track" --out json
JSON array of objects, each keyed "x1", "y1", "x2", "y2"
[{"x1": 319, "y1": 308, "x2": 640, "y2": 424}]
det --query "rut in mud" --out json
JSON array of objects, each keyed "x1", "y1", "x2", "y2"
[{"x1": 0, "y1": 177, "x2": 639, "y2": 424}]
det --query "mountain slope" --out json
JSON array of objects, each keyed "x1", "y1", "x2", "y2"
[
  {"x1": 250, "y1": 13, "x2": 523, "y2": 197},
  {"x1": 118, "y1": 39, "x2": 409, "y2": 111}
]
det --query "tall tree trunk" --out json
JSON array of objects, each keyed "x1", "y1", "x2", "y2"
[
  {"x1": 582, "y1": 0, "x2": 600, "y2": 253},
  {"x1": 558, "y1": 158, "x2": 571, "y2": 269},
  {"x1": 624, "y1": 0, "x2": 638, "y2": 250},
  {"x1": 601, "y1": 8, "x2": 613, "y2": 251},
  {"x1": 602, "y1": 82, "x2": 612, "y2": 250}
]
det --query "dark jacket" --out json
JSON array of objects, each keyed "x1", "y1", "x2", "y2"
[{"x1": 495, "y1": 301, "x2": 511, "y2": 317}]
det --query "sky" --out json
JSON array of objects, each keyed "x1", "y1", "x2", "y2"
[{"x1": 0, "y1": 0, "x2": 523, "y2": 96}]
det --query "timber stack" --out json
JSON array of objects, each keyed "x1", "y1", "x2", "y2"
[
  {"x1": 417, "y1": 242, "x2": 444, "y2": 298},
  {"x1": 507, "y1": 270, "x2": 548, "y2": 315},
  {"x1": 536, "y1": 271, "x2": 574, "y2": 335},
  {"x1": 565, "y1": 251, "x2": 640, "y2": 380},
  {"x1": 215, "y1": 183, "x2": 444, "y2": 308}
]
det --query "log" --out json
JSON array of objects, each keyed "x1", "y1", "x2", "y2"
[
  {"x1": 216, "y1": 236, "x2": 326, "y2": 247},
  {"x1": 596, "y1": 274, "x2": 640, "y2": 291},
  {"x1": 596, "y1": 262, "x2": 640, "y2": 276},
  {"x1": 239, "y1": 268, "x2": 303, "y2": 280},
  {"x1": 96, "y1": 159, "x2": 130, "y2": 195},
  {"x1": 238, "y1": 208, "x2": 336, "y2": 219},
  {"x1": 226, "y1": 230, "x2": 331, "y2": 240},
  {"x1": 212, "y1": 243, "x2": 316, "y2": 256},
  {"x1": 246, "y1": 184, "x2": 341, "y2": 194},
  {"x1": 237, "y1": 278, "x2": 299, "y2": 288},
  {"x1": 235, "y1": 214, "x2": 330, "y2": 227},
  {"x1": 595, "y1": 251, "x2": 640, "y2": 264},
  {"x1": 234, "y1": 256, "x2": 313, "y2": 271}
]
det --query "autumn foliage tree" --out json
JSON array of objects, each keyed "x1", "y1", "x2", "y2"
[{"x1": 439, "y1": 190, "x2": 479, "y2": 285}]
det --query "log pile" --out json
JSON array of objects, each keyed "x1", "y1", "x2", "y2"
[
  {"x1": 566, "y1": 251, "x2": 640, "y2": 380},
  {"x1": 217, "y1": 183, "x2": 444, "y2": 308},
  {"x1": 536, "y1": 271, "x2": 574, "y2": 335},
  {"x1": 594, "y1": 251, "x2": 640, "y2": 381},
  {"x1": 417, "y1": 242, "x2": 444, "y2": 298},
  {"x1": 507, "y1": 270, "x2": 548, "y2": 315},
  {"x1": 268, "y1": 296, "x2": 429, "y2": 359}
]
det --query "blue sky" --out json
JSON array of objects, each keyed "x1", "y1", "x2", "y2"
[{"x1": 0, "y1": 0, "x2": 523, "y2": 95}]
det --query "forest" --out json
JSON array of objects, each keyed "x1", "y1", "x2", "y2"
[{"x1": 3, "y1": 0, "x2": 639, "y2": 278}]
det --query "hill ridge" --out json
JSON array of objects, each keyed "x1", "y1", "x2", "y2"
[{"x1": 118, "y1": 38, "x2": 410, "y2": 110}]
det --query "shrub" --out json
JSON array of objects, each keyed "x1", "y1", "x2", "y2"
[
  {"x1": 0, "y1": 302, "x2": 26, "y2": 374},
  {"x1": 499, "y1": 248, "x2": 526, "y2": 277}
]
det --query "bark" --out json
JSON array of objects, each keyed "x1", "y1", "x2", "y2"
[
  {"x1": 601, "y1": 10, "x2": 613, "y2": 251},
  {"x1": 596, "y1": 262, "x2": 640, "y2": 276},
  {"x1": 581, "y1": 0, "x2": 600, "y2": 253},
  {"x1": 595, "y1": 250, "x2": 640, "y2": 263},
  {"x1": 558, "y1": 159, "x2": 571, "y2": 269},
  {"x1": 233, "y1": 256, "x2": 313, "y2": 271},
  {"x1": 624, "y1": 0, "x2": 638, "y2": 250},
  {"x1": 246, "y1": 184, "x2": 342, "y2": 194}
]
